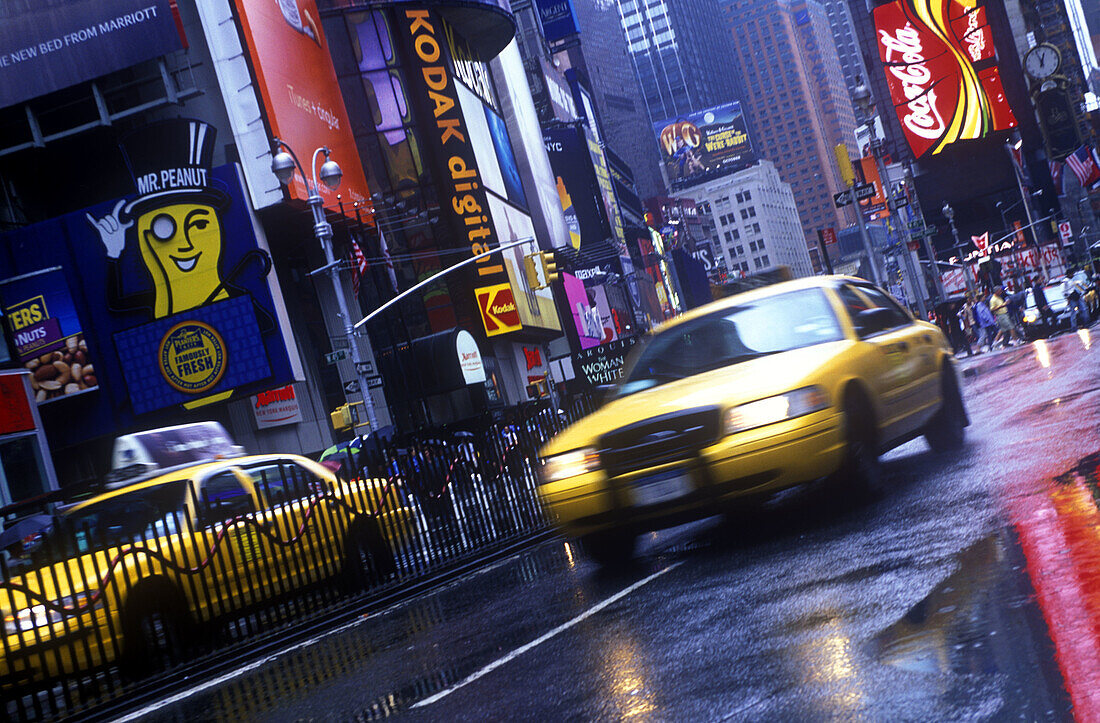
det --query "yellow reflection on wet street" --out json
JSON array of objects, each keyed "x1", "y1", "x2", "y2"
[
  {"x1": 800, "y1": 617, "x2": 866, "y2": 714},
  {"x1": 601, "y1": 635, "x2": 656, "y2": 718},
  {"x1": 1034, "y1": 339, "x2": 1050, "y2": 368},
  {"x1": 1077, "y1": 328, "x2": 1091, "y2": 350}
]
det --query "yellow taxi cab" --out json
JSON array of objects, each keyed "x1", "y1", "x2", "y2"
[
  {"x1": 1, "y1": 423, "x2": 411, "y2": 686},
  {"x1": 538, "y1": 276, "x2": 968, "y2": 566}
]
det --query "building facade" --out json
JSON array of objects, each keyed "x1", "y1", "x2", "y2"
[
  {"x1": 559, "y1": 0, "x2": 668, "y2": 198},
  {"x1": 676, "y1": 161, "x2": 814, "y2": 279},
  {"x1": 616, "y1": 0, "x2": 747, "y2": 122},
  {"x1": 719, "y1": 0, "x2": 860, "y2": 267}
]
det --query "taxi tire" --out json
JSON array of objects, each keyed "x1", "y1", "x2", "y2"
[
  {"x1": 120, "y1": 584, "x2": 193, "y2": 679},
  {"x1": 835, "y1": 390, "x2": 881, "y2": 497},
  {"x1": 923, "y1": 365, "x2": 966, "y2": 453},
  {"x1": 580, "y1": 530, "x2": 635, "y2": 568},
  {"x1": 342, "y1": 521, "x2": 396, "y2": 592}
]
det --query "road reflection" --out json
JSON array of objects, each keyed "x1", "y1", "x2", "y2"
[
  {"x1": 800, "y1": 616, "x2": 864, "y2": 713},
  {"x1": 599, "y1": 633, "x2": 656, "y2": 719},
  {"x1": 1010, "y1": 452, "x2": 1100, "y2": 721}
]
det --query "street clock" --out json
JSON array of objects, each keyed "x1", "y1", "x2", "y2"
[{"x1": 1024, "y1": 43, "x2": 1061, "y2": 80}]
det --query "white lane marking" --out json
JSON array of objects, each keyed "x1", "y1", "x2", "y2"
[
  {"x1": 114, "y1": 603, "x2": 391, "y2": 722},
  {"x1": 412, "y1": 561, "x2": 684, "y2": 708}
]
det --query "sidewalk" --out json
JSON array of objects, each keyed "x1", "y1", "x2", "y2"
[{"x1": 957, "y1": 322, "x2": 1097, "y2": 379}]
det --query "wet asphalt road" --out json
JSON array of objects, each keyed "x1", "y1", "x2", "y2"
[{"x1": 135, "y1": 329, "x2": 1100, "y2": 722}]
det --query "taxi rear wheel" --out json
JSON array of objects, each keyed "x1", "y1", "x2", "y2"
[
  {"x1": 580, "y1": 529, "x2": 635, "y2": 569},
  {"x1": 924, "y1": 366, "x2": 966, "y2": 453},
  {"x1": 342, "y1": 521, "x2": 396, "y2": 592},
  {"x1": 121, "y1": 585, "x2": 192, "y2": 679}
]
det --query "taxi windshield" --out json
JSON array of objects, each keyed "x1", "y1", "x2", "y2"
[{"x1": 618, "y1": 288, "x2": 842, "y2": 396}]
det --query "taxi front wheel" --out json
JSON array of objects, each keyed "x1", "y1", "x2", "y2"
[
  {"x1": 120, "y1": 584, "x2": 194, "y2": 679},
  {"x1": 832, "y1": 391, "x2": 881, "y2": 497}
]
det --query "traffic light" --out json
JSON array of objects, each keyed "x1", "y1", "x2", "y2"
[
  {"x1": 834, "y1": 144, "x2": 855, "y2": 186},
  {"x1": 542, "y1": 251, "x2": 559, "y2": 284},
  {"x1": 524, "y1": 252, "x2": 541, "y2": 289},
  {"x1": 330, "y1": 404, "x2": 353, "y2": 431}
]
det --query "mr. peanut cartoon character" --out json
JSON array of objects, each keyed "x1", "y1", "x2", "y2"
[{"x1": 86, "y1": 118, "x2": 270, "y2": 323}]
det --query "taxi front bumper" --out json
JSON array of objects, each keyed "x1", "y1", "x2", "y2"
[{"x1": 538, "y1": 411, "x2": 845, "y2": 537}]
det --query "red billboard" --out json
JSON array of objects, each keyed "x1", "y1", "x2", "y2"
[
  {"x1": 233, "y1": 0, "x2": 370, "y2": 215},
  {"x1": 873, "y1": 0, "x2": 1016, "y2": 159}
]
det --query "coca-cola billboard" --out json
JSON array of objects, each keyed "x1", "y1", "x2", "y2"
[{"x1": 874, "y1": 0, "x2": 1017, "y2": 159}]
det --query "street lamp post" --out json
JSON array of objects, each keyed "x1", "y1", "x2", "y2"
[
  {"x1": 997, "y1": 189, "x2": 1048, "y2": 279},
  {"x1": 852, "y1": 82, "x2": 926, "y2": 316},
  {"x1": 942, "y1": 202, "x2": 976, "y2": 296},
  {"x1": 271, "y1": 138, "x2": 379, "y2": 431}
]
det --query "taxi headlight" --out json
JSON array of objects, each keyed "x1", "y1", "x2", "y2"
[
  {"x1": 1023, "y1": 310, "x2": 1038, "y2": 323},
  {"x1": 3, "y1": 592, "x2": 97, "y2": 635},
  {"x1": 724, "y1": 386, "x2": 830, "y2": 436},
  {"x1": 541, "y1": 448, "x2": 600, "y2": 484}
]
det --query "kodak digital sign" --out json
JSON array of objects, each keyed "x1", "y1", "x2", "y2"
[{"x1": 874, "y1": 0, "x2": 1016, "y2": 159}]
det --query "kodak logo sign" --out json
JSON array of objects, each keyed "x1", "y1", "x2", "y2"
[{"x1": 476, "y1": 283, "x2": 522, "y2": 337}]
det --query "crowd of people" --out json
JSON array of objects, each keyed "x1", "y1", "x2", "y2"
[{"x1": 931, "y1": 265, "x2": 1098, "y2": 357}]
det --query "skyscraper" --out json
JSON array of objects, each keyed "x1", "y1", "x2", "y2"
[
  {"x1": 617, "y1": 0, "x2": 747, "y2": 122},
  {"x1": 562, "y1": 0, "x2": 668, "y2": 198},
  {"x1": 819, "y1": 0, "x2": 869, "y2": 93},
  {"x1": 720, "y1": 0, "x2": 860, "y2": 261}
]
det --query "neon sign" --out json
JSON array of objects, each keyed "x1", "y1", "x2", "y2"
[{"x1": 874, "y1": 0, "x2": 1016, "y2": 158}]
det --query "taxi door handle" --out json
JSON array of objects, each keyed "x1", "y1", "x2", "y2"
[{"x1": 895, "y1": 342, "x2": 909, "y2": 352}]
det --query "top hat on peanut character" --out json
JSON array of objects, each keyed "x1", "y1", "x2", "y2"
[{"x1": 118, "y1": 118, "x2": 229, "y2": 219}]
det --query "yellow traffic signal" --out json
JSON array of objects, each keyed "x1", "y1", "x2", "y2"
[
  {"x1": 542, "y1": 251, "x2": 559, "y2": 284},
  {"x1": 834, "y1": 143, "x2": 855, "y2": 186},
  {"x1": 330, "y1": 404, "x2": 353, "y2": 431},
  {"x1": 524, "y1": 252, "x2": 541, "y2": 289}
]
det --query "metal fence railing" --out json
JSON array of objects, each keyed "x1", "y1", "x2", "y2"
[{"x1": 1, "y1": 398, "x2": 594, "y2": 721}]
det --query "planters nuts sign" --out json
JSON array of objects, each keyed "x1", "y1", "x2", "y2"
[{"x1": 0, "y1": 119, "x2": 298, "y2": 438}]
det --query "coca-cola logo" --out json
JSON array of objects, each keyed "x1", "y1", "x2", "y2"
[
  {"x1": 879, "y1": 23, "x2": 946, "y2": 141},
  {"x1": 874, "y1": 0, "x2": 1017, "y2": 158}
]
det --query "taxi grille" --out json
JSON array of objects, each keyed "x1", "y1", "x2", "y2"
[{"x1": 597, "y1": 407, "x2": 721, "y2": 478}]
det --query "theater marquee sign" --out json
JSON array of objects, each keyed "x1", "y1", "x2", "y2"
[{"x1": 873, "y1": 0, "x2": 1016, "y2": 159}]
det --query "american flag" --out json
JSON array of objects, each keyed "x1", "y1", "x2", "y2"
[
  {"x1": 349, "y1": 235, "x2": 368, "y2": 296},
  {"x1": 1065, "y1": 144, "x2": 1100, "y2": 189},
  {"x1": 379, "y1": 228, "x2": 399, "y2": 294},
  {"x1": 1007, "y1": 142, "x2": 1031, "y2": 190}
]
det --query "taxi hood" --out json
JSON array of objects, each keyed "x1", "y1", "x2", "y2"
[{"x1": 544, "y1": 340, "x2": 850, "y2": 456}]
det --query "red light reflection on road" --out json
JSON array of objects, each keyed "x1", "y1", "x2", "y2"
[{"x1": 1010, "y1": 454, "x2": 1100, "y2": 719}]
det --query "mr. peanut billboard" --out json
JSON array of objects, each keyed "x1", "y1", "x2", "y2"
[{"x1": 0, "y1": 119, "x2": 297, "y2": 442}]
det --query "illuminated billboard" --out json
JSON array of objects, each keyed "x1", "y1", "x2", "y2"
[
  {"x1": 653, "y1": 102, "x2": 754, "y2": 189},
  {"x1": 0, "y1": 1, "x2": 183, "y2": 108},
  {"x1": 873, "y1": 0, "x2": 1017, "y2": 159},
  {"x1": 233, "y1": 0, "x2": 370, "y2": 213}
]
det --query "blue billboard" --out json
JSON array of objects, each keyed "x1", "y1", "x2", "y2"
[
  {"x1": 0, "y1": 0, "x2": 184, "y2": 107},
  {"x1": 0, "y1": 120, "x2": 296, "y2": 439},
  {"x1": 534, "y1": 0, "x2": 580, "y2": 43}
]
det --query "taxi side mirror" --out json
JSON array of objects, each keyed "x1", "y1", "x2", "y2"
[{"x1": 855, "y1": 307, "x2": 894, "y2": 337}]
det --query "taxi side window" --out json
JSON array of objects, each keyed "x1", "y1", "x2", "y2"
[
  {"x1": 838, "y1": 285, "x2": 872, "y2": 324},
  {"x1": 855, "y1": 284, "x2": 911, "y2": 326},
  {"x1": 196, "y1": 471, "x2": 256, "y2": 526},
  {"x1": 840, "y1": 284, "x2": 908, "y2": 333},
  {"x1": 246, "y1": 461, "x2": 318, "y2": 505}
]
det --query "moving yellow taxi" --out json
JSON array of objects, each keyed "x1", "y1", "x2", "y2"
[
  {"x1": 538, "y1": 277, "x2": 967, "y2": 566},
  {"x1": 1, "y1": 447, "x2": 410, "y2": 686}
]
